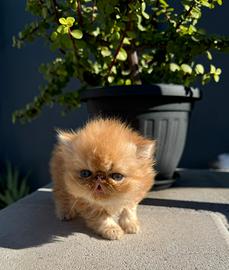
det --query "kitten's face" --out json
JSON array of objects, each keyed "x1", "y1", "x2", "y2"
[
  {"x1": 64, "y1": 138, "x2": 139, "y2": 201},
  {"x1": 58, "y1": 119, "x2": 155, "y2": 202}
]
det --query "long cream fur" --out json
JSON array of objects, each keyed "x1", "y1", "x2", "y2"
[{"x1": 50, "y1": 118, "x2": 156, "y2": 240}]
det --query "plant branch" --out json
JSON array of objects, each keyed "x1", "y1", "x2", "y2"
[
  {"x1": 77, "y1": 0, "x2": 83, "y2": 27},
  {"x1": 128, "y1": 46, "x2": 141, "y2": 84},
  {"x1": 126, "y1": 15, "x2": 141, "y2": 84},
  {"x1": 52, "y1": 0, "x2": 60, "y2": 24},
  {"x1": 19, "y1": 25, "x2": 40, "y2": 42},
  {"x1": 175, "y1": 1, "x2": 196, "y2": 31},
  {"x1": 68, "y1": 30, "x2": 78, "y2": 62},
  {"x1": 108, "y1": 0, "x2": 135, "y2": 77},
  {"x1": 108, "y1": 32, "x2": 126, "y2": 75}
]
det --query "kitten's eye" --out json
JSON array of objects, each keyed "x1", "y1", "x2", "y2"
[
  {"x1": 110, "y1": 173, "x2": 124, "y2": 181},
  {"x1": 80, "y1": 170, "x2": 92, "y2": 178}
]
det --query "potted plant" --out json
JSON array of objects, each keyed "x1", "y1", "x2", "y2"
[{"x1": 13, "y1": 0, "x2": 229, "y2": 188}]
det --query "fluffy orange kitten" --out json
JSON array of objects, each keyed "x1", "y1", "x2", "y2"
[{"x1": 50, "y1": 118, "x2": 156, "y2": 240}]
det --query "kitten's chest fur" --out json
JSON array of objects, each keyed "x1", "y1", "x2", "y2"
[{"x1": 75, "y1": 194, "x2": 136, "y2": 217}]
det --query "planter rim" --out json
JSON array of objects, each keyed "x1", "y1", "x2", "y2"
[{"x1": 80, "y1": 84, "x2": 201, "y2": 101}]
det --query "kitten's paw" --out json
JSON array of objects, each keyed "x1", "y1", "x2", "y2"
[
  {"x1": 119, "y1": 220, "x2": 140, "y2": 234},
  {"x1": 101, "y1": 225, "x2": 124, "y2": 240}
]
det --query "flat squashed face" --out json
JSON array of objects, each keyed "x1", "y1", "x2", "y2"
[
  {"x1": 58, "y1": 119, "x2": 155, "y2": 204},
  {"x1": 66, "y1": 138, "x2": 139, "y2": 200}
]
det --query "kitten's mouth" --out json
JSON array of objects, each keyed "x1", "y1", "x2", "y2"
[{"x1": 93, "y1": 182, "x2": 105, "y2": 194}]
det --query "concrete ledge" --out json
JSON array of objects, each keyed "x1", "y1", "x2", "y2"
[{"x1": 0, "y1": 170, "x2": 229, "y2": 270}]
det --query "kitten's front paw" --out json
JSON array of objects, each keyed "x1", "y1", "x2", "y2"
[
  {"x1": 101, "y1": 225, "x2": 124, "y2": 240},
  {"x1": 119, "y1": 220, "x2": 140, "y2": 234}
]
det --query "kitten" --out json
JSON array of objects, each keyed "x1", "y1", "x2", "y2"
[{"x1": 50, "y1": 118, "x2": 156, "y2": 240}]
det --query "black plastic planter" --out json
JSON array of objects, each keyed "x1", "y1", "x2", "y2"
[{"x1": 81, "y1": 84, "x2": 201, "y2": 189}]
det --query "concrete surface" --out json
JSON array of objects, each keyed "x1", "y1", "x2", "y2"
[{"x1": 0, "y1": 169, "x2": 229, "y2": 270}]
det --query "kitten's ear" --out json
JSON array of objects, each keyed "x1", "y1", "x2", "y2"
[
  {"x1": 56, "y1": 129, "x2": 76, "y2": 147},
  {"x1": 136, "y1": 139, "x2": 156, "y2": 159}
]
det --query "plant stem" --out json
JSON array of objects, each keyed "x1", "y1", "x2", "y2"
[
  {"x1": 108, "y1": 33, "x2": 126, "y2": 75},
  {"x1": 127, "y1": 11, "x2": 141, "y2": 85},
  {"x1": 77, "y1": 0, "x2": 83, "y2": 27},
  {"x1": 52, "y1": 0, "x2": 60, "y2": 23},
  {"x1": 68, "y1": 30, "x2": 78, "y2": 62},
  {"x1": 51, "y1": 0, "x2": 66, "y2": 55},
  {"x1": 175, "y1": 1, "x2": 196, "y2": 31},
  {"x1": 128, "y1": 45, "x2": 141, "y2": 84}
]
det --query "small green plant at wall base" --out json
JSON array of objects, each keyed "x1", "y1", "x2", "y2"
[
  {"x1": 12, "y1": 0, "x2": 229, "y2": 123},
  {"x1": 0, "y1": 162, "x2": 30, "y2": 209}
]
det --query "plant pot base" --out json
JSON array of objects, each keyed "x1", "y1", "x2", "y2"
[
  {"x1": 152, "y1": 172, "x2": 180, "y2": 190},
  {"x1": 81, "y1": 85, "x2": 201, "y2": 186}
]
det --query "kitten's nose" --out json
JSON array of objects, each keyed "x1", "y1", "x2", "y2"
[{"x1": 95, "y1": 171, "x2": 106, "y2": 181}]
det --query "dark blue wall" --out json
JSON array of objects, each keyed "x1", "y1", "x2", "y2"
[
  {"x1": 0, "y1": 1, "x2": 228, "y2": 189},
  {"x1": 181, "y1": 2, "x2": 229, "y2": 168},
  {"x1": 0, "y1": 1, "x2": 87, "y2": 189}
]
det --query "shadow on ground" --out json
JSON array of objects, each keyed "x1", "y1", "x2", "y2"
[
  {"x1": 0, "y1": 190, "x2": 100, "y2": 250},
  {"x1": 145, "y1": 170, "x2": 229, "y2": 225},
  {"x1": 141, "y1": 198, "x2": 229, "y2": 224},
  {"x1": 0, "y1": 169, "x2": 228, "y2": 250}
]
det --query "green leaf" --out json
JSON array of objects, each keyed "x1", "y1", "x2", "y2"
[
  {"x1": 137, "y1": 15, "x2": 146, "y2": 31},
  {"x1": 170, "y1": 63, "x2": 180, "y2": 72},
  {"x1": 179, "y1": 25, "x2": 188, "y2": 35},
  {"x1": 210, "y1": 64, "x2": 216, "y2": 73},
  {"x1": 123, "y1": 37, "x2": 131, "y2": 45},
  {"x1": 42, "y1": 7, "x2": 48, "y2": 19},
  {"x1": 159, "y1": 0, "x2": 169, "y2": 7},
  {"x1": 71, "y1": 29, "x2": 83, "y2": 39},
  {"x1": 141, "y1": 2, "x2": 150, "y2": 19},
  {"x1": 121, "y1": 70, "x2": 131, "y2": 76},
  {"x1": 0, "y1": 162, "x2": 30, "y2": 207},
  {"x1": 188, "y1": 25, "x2": 196, "y2": 35},
  {"x1": 181, "y1": 64, "x2": 192, "y2": 74},
  {"x1": 195, "y1": 64, "x2": 204, "y2": 74},
  {"x1": 57, "y1": 25, "x2": 69, "y2": 34},
  {"x1": 202, "y1": 74, "x2": 211, "y2": 85},
  {"x1": 70, "y1": 1, "x2": 78, "y2": 11},
  {"x1": 217, "y1": 0, "x2": 223, "y2": 5},
  {"x1": 91, "y1": 27, "x2": 100, "y2": 37},
  {"x1": 101, "y1": 47, "x2": 111, "y2": 57},
  {"x1": 107, "y1": 76, "x2": 114, "y2": 83},
  {"x1": 125, "y1": 79, "x2": 131, "y2": 85},
  {"x1": 110, "y1": 66, "x2": 117, "y2": 74},
  {"x1": 142, "y1": 11, "x2": 150, "y2": 20},
  {"x1": 213, "y1": 74, "x2": 220, "y2": 82},
  {"x1": 59, "y1": 18, "x2": 67, "y2": 25},
  {"x1": 117, "y1": 48, "x2": 127, "y2": 61},
  {"x1": 50, "y1": 31, "x2": 58, "y2": 41},
  {"x1": 190, "y1": 7, "x2": 201, "y2": 19},
  {"x1": 216, "y1": 68, "x2": 222, "y2": 75},
  {"x1": 66, "y1": 17, "x2": 75, "y2": 27},
  {"x1": 206, "y1": 51, "x2": 212, "y2": 60},
  {"x1": 117, "y1": 79, "x2": 125, "y2": 85}
]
